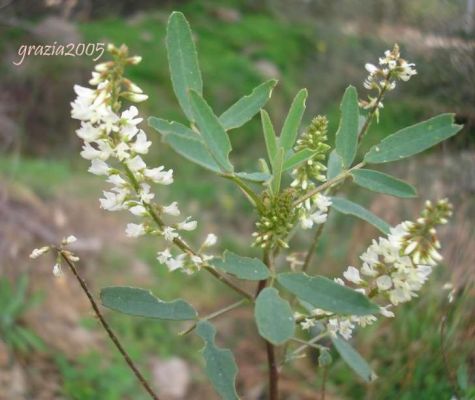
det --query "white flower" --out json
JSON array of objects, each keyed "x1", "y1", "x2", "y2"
[
  {"x1": 126, "y1": 155, "x2": 146, "y2": 173},
  {"x1": 114, "y1": 142, "x2": 131, "y2": 161},
  {"x1": 88, "y1": 159, "x2": 110, "y2": 176},
  {"x1": 125, "y1": 223, "x2": 146, "y2": 238},
  {"x1": 76, "y1": 122, "x2": 102, "y2": 142},
  {"x1": 163, "y1": 202, "x2": 180, "y2": 216},
  {"x1": 379, "y1": 306, "x2": 395, "y2": 318},
  {"x1": 80, "y1": 142, "x2": 103, "y2": 160},
  {"x1": 52, "y1": 263, "x2": 63, "y2": 277},
  {"x1": 365, "y1": 63, "x2": 378, "y2": 74},
  {"x1": 99, "y1": 190, "x2": 127, "y2": 211},
  {"x1": 131, "y1": 131, "x2": 151, "y2": 154},
  {"x1": 343, "y1": 266, "x2": 363, "y2": 284},
  {"x1": 144, "y1": 167, "x2": 174, "y2": 185},
  {"x1": 120, "y1": 106, "x2": 142, "y2": 139},
  {"x1": 177, "y1": 217, "x2": 197, "y2": 231},
  {"x1": 107, "y1": 174, "x2": 127, "y2": 187},
  {"x1": 129, "y1": 204, "x2": 148, "y2": 216},
  {"x1": 163, "y1": 226, "x2": 178, "y2": 241},
  {"x1": 62, "y1": 235, "x2": 77, "y2": 245},
  {"x1": 157, "y1": 248, "x2": 172, "y2": 264},
  {"x1": 203, "y1": 233, "x2": 217, "y2": 247},
  {"x1": 165, "y1": 254, "x2": 185, "y2": 272},
  {"x1": 138, "y1": 183, "x2": 154, "y2": 204},
  {"x1": 301, "y1": 318, "x2": 316, "y2": 330},
  {"x1": 30, "y1": 246, "x2": 50, "y2": 259},
  {"x1": 376, "y1": 275, "x2": 392, "y2": 291}
]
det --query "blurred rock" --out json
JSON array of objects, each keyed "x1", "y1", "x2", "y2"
[
  {"x1": 254, "y1": 60, "x2": 280, "y2": 79},
  {"x1": 33, "y1": 16, "x2": 80, "y2": 44},
  {"x1": 214, "y1": 7, "x2": 242, "y2": 23},
  {"x1": 151, "y1": 357, "x2": 191, "y2": 399}
]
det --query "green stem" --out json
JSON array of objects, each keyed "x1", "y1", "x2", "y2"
[
  {"x1": 223, "y1": 174, "x2": 263, "y2": 211},
  {"x1": 293, "y1": 162, "x2": 365, "y2": 206},
  {"x1": 123, "y1": 164, "x2": 254, "y2": 301},
  {"x1": 180, "y1": 299, "x2": 248, "y2": 335}
]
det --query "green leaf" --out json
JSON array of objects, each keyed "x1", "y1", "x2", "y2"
[
  {"x1": 211, "y1": 251, "x2": 270, "y2": 281},
  {"x1": 351, "y1": 169, "x2": 417, "y2": 198},
  {"x1": 189, "y1": 90, "x2": 233, "y2": 172},
  {"x1": 235, "y1": 171, "x2": 271, "y2": 183},
  {"x1": 148, "y1": 116, "x2": 196, "y2": 137},
  {"x1": 166, "y1": 12, "x2": 203, "y2": 121},
  {"x1": 279, "y1": 89, "x2": 308, "y2": 151},
  {"x1": 277, "y1": 272, "x2": 379, "y2": 315},
  {"x1": 335, "y1": 86, "x2": 359, "y2": 168},
  {"x1": 364, "y1": 114, "x2": 463, "y2": 164},
  {"x1": 282, "y1": 148, "x2": 316, "y2": 171},
  {"x1": 331, "y1": 197, "x2": 391, "y2": 234},
  {"x1": 100, "y1": 287, "x2": 197, "y2": 321},
  {"x1": 270, "y1": 147, "x2": 284, "y2": 195},
  {"x1": 261, "y1": 109, "x2": 278, "y2": 165},
  {"x1": 332, "y1": 335, "x2": 377, "y2": 383},
  {"x1": 149, "y1": 117, "x2": 221, "y2": 173},
  {"x1": 220, "y1": 80, "x2": 277, "y2": 130},
  {"x1": 196, "y1": 321, "x2": 239, "y2": 400},
  {"x1": 327, "y1": 150, "x2": 344, "y2": 180},
  {"x1": 255, "y1": 288, "x2": 295, "y2": 345}
]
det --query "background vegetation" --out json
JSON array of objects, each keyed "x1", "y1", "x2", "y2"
[{"x1": 0, "y1": 0, "x2": 474, "y2": 399}]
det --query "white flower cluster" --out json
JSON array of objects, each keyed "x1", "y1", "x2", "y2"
[
  {"x1": 30, "y1": 235, "x2": 78, "y2": 277},
  {"x1": 71, "y1": 45, "x2": 214, "y2": 274},
  {"x1": 299, "y1": 199, "x2": 451, "y2": 340},
  {"x1": 361, "y1": 44, "x2": 417, "y2": 116},
  {"x1": 298, "y1": 193, "x2": 332, "y2": 230}
]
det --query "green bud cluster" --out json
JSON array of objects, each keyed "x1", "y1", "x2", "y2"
[
  {"x1": 291, "y1": 116, "x2": 331, "y2": 191},
  {"x1": 252, "y1": 189, "x2": 299, "y2": 249}
]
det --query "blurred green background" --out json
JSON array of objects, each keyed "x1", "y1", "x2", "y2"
[{"x1": 0, "y1": 0, "x2": 474, "y2": 399}]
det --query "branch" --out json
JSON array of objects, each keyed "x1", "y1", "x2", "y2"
[{"x1": 59, "y1": 251, "x2": 160, "y2": 400}]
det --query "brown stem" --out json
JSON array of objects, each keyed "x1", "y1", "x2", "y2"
[
  {"x1": 258, "y1": 249, "x2": 279, "y2": 400},
  {"x1": 59, "y1": 251, "x2": 160, "y2": 400},
  {"x1": 301, "y1": 223, "x2": 325, "y2": 273},
  {"x1": 265, "y1": 340, "x2": 279, "y2": 400}
]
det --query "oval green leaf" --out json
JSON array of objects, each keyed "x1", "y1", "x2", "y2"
[
  {"x1": 364, "y1": 113, "x2": 463, "y2": 164},
  {"x1": 148, "y1": 117, "x2": 221, "y2": 173},
  {"x1": 332, "y1": 335, "x2": 377, "y2": 383},
  {"x1": 279, "y1": 88, "x2": 308, "y2": 151},
  {"x1": 211, "y1": 251, "x2": 270, "y2": 281},
  {"x1": 196, "y1": 321, "x2": 239, "y2": 400},
  {"x1": 331, "y1": 196, "x2": 391, "y2": 234},
  {"x1": 283, "y1": 148, "x2": 316, "y2": 171},
  {"x1": 166, "y1": 12, "x2": 203, "y2": 121},
  {"x1": 351, "y1": 169, "x2": 417, "y2": 198},
  {"x1": 219, "y1": 80, "x2": 277, "y2": 130},
  {"x1": 335, "y1": 86, "x2": 359, "y2": 168},
  {"x1": 100, "y1": 287, "x2": 197, "y2": 320},
  {"x1": 327, "y1": 149, "x2": 344, "y2": 180},
  {"x1": 189, "y1": 90, "x2": 233, "y2": 172},
  {"x1": 234, "y1": 171, "x2": 271, "y2": 183},
  {"x1": 261, "y1": 109, "x2": 278, "y2": 165},
  {"x1": 277, "y1": 272, "x2": 379, "y2": 316},
  {"x1": 255, "y1": 288, "x2": 295, "y2": 345}
]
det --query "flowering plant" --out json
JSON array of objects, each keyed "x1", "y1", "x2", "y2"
[{"x1": 30, "y1": 12, "x2": 462, "y2": 400}]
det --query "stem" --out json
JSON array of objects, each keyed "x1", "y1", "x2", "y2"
[
  {"x1": 284, "y1": 332, "x2": 329, "y2": 364},
  {"x1": 265, "y1": 340, "x2": 279, "y2": 400},
  {"x1": 293, "y1": 162, "x2": 365, "y2": 206},
  {"x1": 301, "y1": 223, "x2": 325, "y2": 274},
  {"x1": 259, "y1": 249, "x2": 279, "y2": 400},
  {"x1": 123, "y1": 164, "x2": 253, "y2": 301},
  {"x1": 59, "y1": 251, "x2": 160, "y2": 400},
  {"x1": 223, "y1": 174, "x2": 263, "y2": 211},
  {"x1": 180, "y1": 299, "x2": 247, "y2": 335}
]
